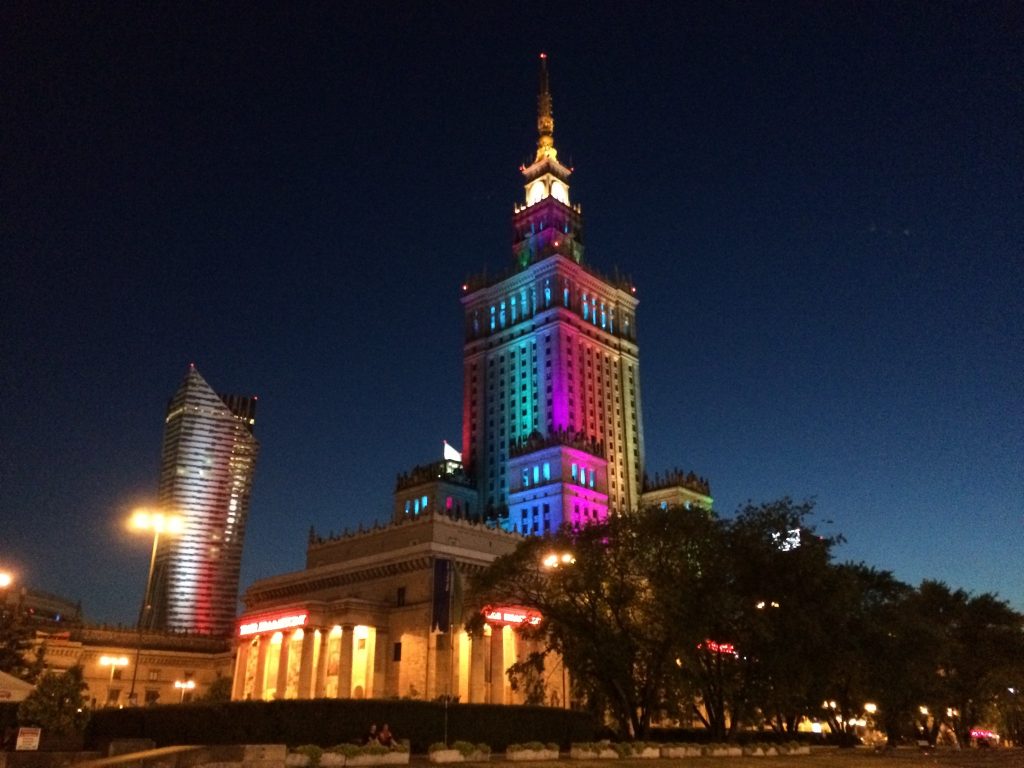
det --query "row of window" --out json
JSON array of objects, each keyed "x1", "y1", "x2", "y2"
[{"x1": 468, "y1": 279, "x2": 635, "y2": 340}]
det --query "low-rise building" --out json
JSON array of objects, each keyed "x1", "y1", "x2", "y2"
[{"x1": 233, "y1": 513, "x2": 567, "y2": 706}]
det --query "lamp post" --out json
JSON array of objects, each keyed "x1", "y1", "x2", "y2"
[
  {"x1": 127, "y1": 509, "x2": 182, "y2": 705},
  {"x1": 99, "y1": 655, "x2": 129, "y2": 706},
  {"x1": 174, "y1": 679, "x2": 196, "y2": 703}
]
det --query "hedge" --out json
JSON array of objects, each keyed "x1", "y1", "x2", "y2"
[{"x1": 85, "y1": 700, "x2": 596, "y2": 753}]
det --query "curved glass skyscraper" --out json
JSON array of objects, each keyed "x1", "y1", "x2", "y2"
[{"x1": 144, "y1": 365, "x2": 259, "y2": 636}]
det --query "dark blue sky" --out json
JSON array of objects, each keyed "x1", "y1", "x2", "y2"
[{"x1": 3, "y1": 3, "x2": 1021, "y2": 625}]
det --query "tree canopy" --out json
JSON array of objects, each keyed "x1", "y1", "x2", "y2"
[{"x1": 471, "y1": 499, "x2": 1024, "y2": 742}]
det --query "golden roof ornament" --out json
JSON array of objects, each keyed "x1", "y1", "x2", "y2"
[{"x1": 536, "y1": 52, "x2": 557, "y2": 162}]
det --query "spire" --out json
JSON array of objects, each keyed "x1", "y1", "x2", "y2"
[{"x1": 535, "y1": 52, "x2": 557, "y2": 162}]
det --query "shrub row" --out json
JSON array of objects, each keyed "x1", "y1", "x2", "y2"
[{"x1": 85, "y1": 700, "x2": 596, "y2": 754}]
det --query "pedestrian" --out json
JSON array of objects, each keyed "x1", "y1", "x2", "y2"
[
  {"x1": 364, "y1": 723, "x2": 378, "y2": 745},
  {"x1": 378, "y1": 724, "x2": 394, "y2": 748}
]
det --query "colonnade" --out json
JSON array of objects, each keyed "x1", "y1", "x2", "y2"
[
  {"x1": 231, "y1": 620, "x2": 566, "y2": 705},
  {"x1": 232, "y1": 623, "x2": 380, "y2": 701}
]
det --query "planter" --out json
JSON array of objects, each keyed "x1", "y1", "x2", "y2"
[
  {"x1": 660, "y1": 746, "x2": 701, "y2": 759},
  {"x1": 286, "y1": 756, "x2": 311, "y2": 768},
  {"x1": 706, "y1": 747, "x2": 742, "y2": 757},
  {"x1": 321, "y1": 754, "x2": 346, "y2": 767},
  {"x1": 429, "y1": 751, "x2": 464, "y2": 764},
  {"x1": 569, "y1": 749, "x2": 618, "y2": 760},
  {"x1": 508, "y1": 750, "x2": 559, "y2": 762},
  {"x1": 381, "y1": 753, "x2": 410, "y2": 765},
  {"x1": 634, "y1": 747, "x2": 660, "y2": 759},
  {"x1": 789, "y1": 746, "x2": 810, "y2": 755}
]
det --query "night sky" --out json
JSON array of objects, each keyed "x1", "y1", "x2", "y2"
[{"x1": 3, "y1": 3, "x2": 1021, "y2": 625}]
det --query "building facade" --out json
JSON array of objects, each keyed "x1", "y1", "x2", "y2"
[
  {"x1": 36, "y1": 626, "x2": 233, "y2": 708},
  {"x1": 233, "y1": 515, "x2": 564, "y2": 705},
  {"x1": 146, "y1": 365, "x2": 260, "y2": 636},
  {"x1": 461, "y1": 54, "x2": 645, "y2": 522}
]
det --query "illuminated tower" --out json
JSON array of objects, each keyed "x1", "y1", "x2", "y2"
[
  {"x1": 461, "y1": 54, "x2": 644, "y2": 527},
  {"x1": 145, "y1": 365, "x2": 259, "y2": 635}
]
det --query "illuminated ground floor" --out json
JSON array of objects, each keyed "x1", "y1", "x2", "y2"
[{"x1": 233, "y1": 513, "x2": 568, "y2": 705}]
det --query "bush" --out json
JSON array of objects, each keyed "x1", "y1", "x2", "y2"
[{"x1": 295, "y1": 744, "x2": 323, "y2": 766}]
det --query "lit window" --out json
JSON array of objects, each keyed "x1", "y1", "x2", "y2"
[
  {"x1": 571, "y1": 463, "x2": 578, "y2": 481},
  {"x1": 543, "y1": 462, "x2": 550, "y2": 481},
  {"x1": 533, "y1": 466, "x2": 540, "y2": 484},
  {"x1": 421, "y1": 495, "x2": 428, "y2": 510}
]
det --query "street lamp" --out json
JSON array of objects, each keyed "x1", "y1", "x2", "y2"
[
  {"x1": 99, "y1": 655, "x2": 129, "y2": 706},
  {"x1": 541, "y1": 552, "x2": 575, "y2": 569},
  {"x1": 127, "y1": 509, "x2": 182, "y2": 705},
  {"x1": 174, "y1": 679, "x2": 195, "y2": 703}
]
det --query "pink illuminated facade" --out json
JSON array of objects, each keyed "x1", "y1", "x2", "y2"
[{"x1": 461, "y1": 55, "x2": 644, "y2": 524}]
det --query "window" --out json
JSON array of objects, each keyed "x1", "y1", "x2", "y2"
[
  {"x1": 393, "y1": 642, "x2": 402, "y2": 662},
  {"x1": 145, "y1": 690, "x2": 160, "y2": 705},
  {"x1": 543, "y1": 462, "x2": 551, "y2": 481},
  {"x1": 397, "y1": 587, "x2": 406, "y2": 607},
  {"x1": 148, "y1": 669, "x2": 160, "y2": 682}
]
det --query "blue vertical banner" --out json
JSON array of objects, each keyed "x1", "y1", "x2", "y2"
[{"x1": 431, "y1": 558, "x2": 464, "y2": 632}]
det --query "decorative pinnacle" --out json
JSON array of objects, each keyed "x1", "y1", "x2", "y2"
[{"x1": 536, "y1": 52, "x2": 556, "y2": 161}]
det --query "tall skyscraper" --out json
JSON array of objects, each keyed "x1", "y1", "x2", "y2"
[
  {"x1": 461, "y1": 55, "x2": 645, "y2": 530},
  {"x1": 145, "y1": 365, "x2": 259, "y2": 636}
]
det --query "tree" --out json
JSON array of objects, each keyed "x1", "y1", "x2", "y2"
[
  {"x1": 914, "y1": 582, "x2": 1024, "y2": 744},
  {"x1": 667, "y1": 499, "x2": 841, "y2": 740},
  {"x1": 196, "y1": 673, "x2": 233, "y2": 703},
  {"x1": 18, "y1": 665, "x2": 90, "y2": 738},
  {"x1": 0, "y1": 605, "x2": 37, "y2": 681},
  {"x1": 472, "y1": 505, "x2": 724, "y2": 738}
]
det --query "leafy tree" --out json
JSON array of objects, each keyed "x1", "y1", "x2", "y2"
[
  {"x1": 812, "y1": 564, "x2": 901, "y2": 744},
  {"x1": 472, "y1": 505, "x2": 723, "y2": 738},
  {"x1": 18, "y1": 665, "x2": 89, "y2": 737},
  {"x1": 196, "y1": 673, "x2": 233, "y2": 703},
  {"x1": 915, "y1": 582, "x2": 1024, "y2": 744},
  {"x1": 0, "y1": 606, "x2": 37, "y2": 681}
]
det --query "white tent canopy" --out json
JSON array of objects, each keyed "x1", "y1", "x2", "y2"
[{"x1": 0, "y1": 670, "x2": 34, "y2": 702}]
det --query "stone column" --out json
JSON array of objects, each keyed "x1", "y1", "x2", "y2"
[
  {"x1": 372, "y1": 627, "x2": 389, "y2": 698},
  {"x1": 231, "y1": 640, "x2": 249, "y2": 701},
  {"x1": 488, "y1": 628, "x2": 506, "y2": 704},
  {"x1": 297, "y1": 629, "x2": 317, "y2": 699},
  {"x1": 275, "y1": 633, "x2": 291, "y2": 699},
  {"x1": 314, "y1": 630, "x2": 330, "y2": 698},
  {"x1": 253, "y1": 635, "x2": 269, "y2": 701},
  {"x1": 338, "y1": 625, "x2": 354, "y2": 699},
  {"x1": 469, "y1": 631, "x2": 486, "y2": 703}
]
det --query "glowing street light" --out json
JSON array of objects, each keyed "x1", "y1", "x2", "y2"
[
  {"x1": 542, "y1": 552, "x2": 575, "y2": 569},
  {"x1": 127, "y1": 508, "x2": 183, "y2": 705},
  {"x1": 0, "y1": 572, "x2": 12, "y2": 589},
  {"x1": 174, "y1": 679, "x2": 196, "y2": 703},
  {"x1": 864, "y1": 703, "x2": 877, "y2": 714}
]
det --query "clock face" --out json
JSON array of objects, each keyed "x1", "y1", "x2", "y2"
[
  {"x1": 527, "y1": 180, "x2": 546, "y2": 206},
  {"x1": 550, "y1": 180, "x2": 568, "y2": 204}
]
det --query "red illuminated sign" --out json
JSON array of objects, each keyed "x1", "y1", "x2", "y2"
[
  {"x1": 482, "y1": 605, "x2": 542, "y2": 626},
  {"x1": 239, "y1": 612, "x2": 307, "y2": 637},
  {"x1": 701, "y1": 640, "x2": 736, "y2": 655}
]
